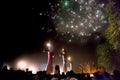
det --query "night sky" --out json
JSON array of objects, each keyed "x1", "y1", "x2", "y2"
[{"x1": 0, "y1": 0, "x2": 119, "y2": 72}]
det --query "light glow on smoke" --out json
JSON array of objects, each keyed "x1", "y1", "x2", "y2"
[
  {"x1": 17, "y1": 60, "x2": 27, "y2": 70},
  {"x1": 16, "y1": 59, "x2": 38, "y2": 74},
  {"x1": 28, "y1": 66, "x2": 37, "y2": 74}
]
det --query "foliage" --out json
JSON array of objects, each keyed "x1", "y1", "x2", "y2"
[
  {"x1": 96, "y1": 0, "x2": 120, "y2": 71},
  {"x1": 105, "y1": 2, "x2": 119, "y2": 49},
  {"x1": 96, "y1": 41, "x2": 111, "y2": 71}
]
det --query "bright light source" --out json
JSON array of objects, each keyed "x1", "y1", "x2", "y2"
[
  {"x1": 60, "y1": 66, "x2": 63, "y2": 74},
  {"x1": 62, "y1": 48, "x2": 65, "y2": 54},
  {"x1": 3, "y1": 63, "x2": 11, "y2": 70},
  {"x1": 29, "y1": 66, "x2": 37, "y2": 74},
  {"x1": 90, "y1": 73, "x2": 94, "y2": 77},
  {"x1": 17, "y1": 60, "x2": 27, "y2": 69},
  {"x1": 16, "y1": 59, "x2": 39, "y2": 73},
  {"x1": 7, "y1": 65, "x2": 10, "y2": 70},
  {"x1": 62, "y1": 48, "x2": 64, "y2": 52},
  {"x1": 68, "y1": 56, "x2": 71, "y2": 61},
  {"x1": 46, "y1": 42, "x2": 51, "y2": 48}
]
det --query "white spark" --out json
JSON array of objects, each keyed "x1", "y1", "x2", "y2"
[
  {"x1": 96, "y1": 14, "x2": 99, "y2": 17},
  {"x1": 80, "y1": 23, "x2": 84, "y2": 26},
  {"x1": 71, "y1": 25, "x2": 74, "y2": 28},
  {"x1": 69, "y1": 39, "x2": 72, "y2": 42}
]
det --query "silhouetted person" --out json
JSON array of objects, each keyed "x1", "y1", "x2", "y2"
[
  {"x1": 2, "y1": 65, "x2": 9, "y2": 80},
  {"x1": 2, "y1": 65, "x2": 8, "y2": 71},
  {"x1": 26, "y1": 68, "x2": 29, "y2": 72},
  {"x1": 92, "y1": 66, "x2": 110, "y2": 80},
  {"x1": 0, "y1": 60, "x2": 3, "y2": 71},
  {"x1": 61, "y1": 72, "x2": 65, "y2": 79},
  {"x1": 113, "y1": 70, "x2": 120, "y2": 80},
  {"x1": 54, "y1": 65, "x2": 60, "y2": 75}
]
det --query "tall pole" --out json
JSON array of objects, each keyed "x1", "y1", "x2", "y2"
[
  {"x1": 68, "y1": 56, "x2": 72, "y2": 71},
  {"x1": 46, "y1": 42, "x2": 54, "y2": 74},
  {"x1": 69, "y1": 62, "x2": 72, "y2": 71},
  {"x1": 61, "y1": 48, "x2": 67, "y2": 72}
]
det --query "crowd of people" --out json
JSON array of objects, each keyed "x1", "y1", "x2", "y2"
[{"x1": 0, "y1": 65, "x2": 120, "y2": 80}]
